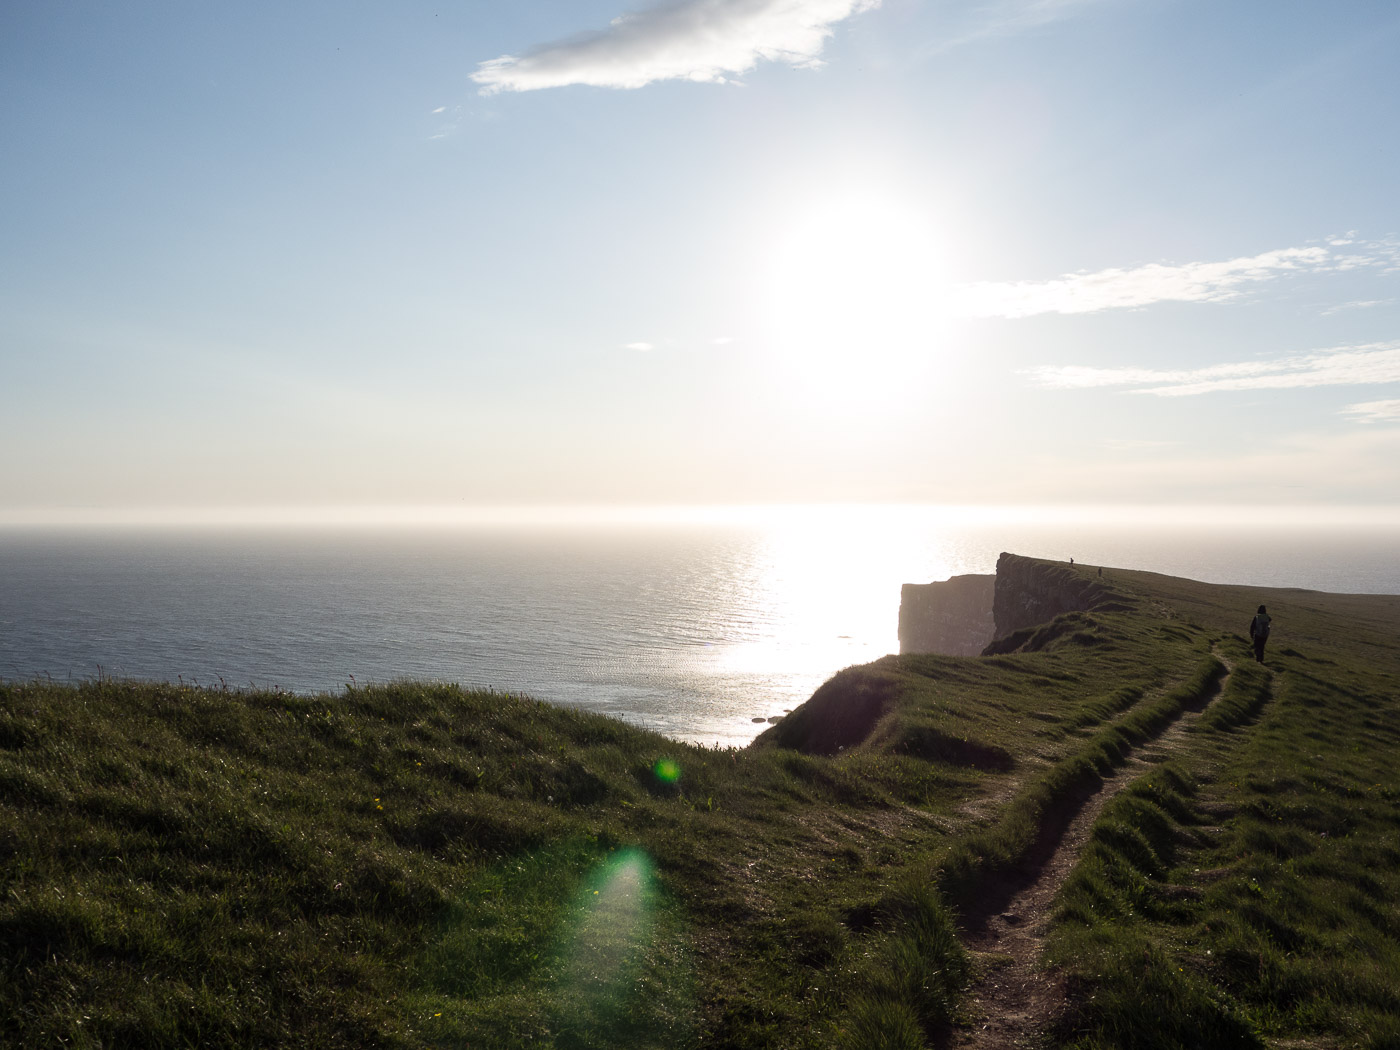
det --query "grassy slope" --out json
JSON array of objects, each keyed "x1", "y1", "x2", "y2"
[
  {"x1": 1, "y1": 558, "x2": 1397, "y2": 1048},
  {"x1": 1043, "y1": 626, "x2": 1400, "y2": 1046}
]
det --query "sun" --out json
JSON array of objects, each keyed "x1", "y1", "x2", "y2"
[{"x1": 752, "y1": 182, "x2": 955, "y2": 407}]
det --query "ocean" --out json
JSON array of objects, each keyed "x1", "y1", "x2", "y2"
[{"x1": 2, "y1": 509, "x2": 1397, "y2": 747}]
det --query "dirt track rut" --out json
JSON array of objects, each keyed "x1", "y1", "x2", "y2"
[{"x1": 947, "y1": 660, "x2": 1233, "y2": 1049}]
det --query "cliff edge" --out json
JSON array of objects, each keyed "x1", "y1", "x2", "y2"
[
  {"x1": 984, "y1": 553, "x2": 1133, "y2": 654},
  {"x1": 899, "y1": 554, "x2": 1133, "y2": 658}
]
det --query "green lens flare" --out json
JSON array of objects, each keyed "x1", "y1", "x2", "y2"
[
  {"x1": 552, "y1": 848, "x2": 659, "y2": 1033},
  {"x1": 653, "y1": 758, "x2": 681, "y2": 784}
]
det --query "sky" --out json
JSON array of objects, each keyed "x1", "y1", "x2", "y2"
[{"x1": 3, "y1": 0, "x2": 1400, "y2": 524}]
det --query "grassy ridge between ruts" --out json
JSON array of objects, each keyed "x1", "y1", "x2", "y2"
[
  {"x1": 2, "y1": 557, "x2": 1398, "y2": 1048},
  {"x1": 826, "y1": 647, "x2": 1229, "y2": 1050},
  {"x1": 1045, "y1": 639, "x2": 1400, "y2": 1050}
]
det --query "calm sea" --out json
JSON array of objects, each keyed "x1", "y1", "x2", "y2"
[{"x1": 2, "y1": 511, "x2": 1396, "y2": 747}]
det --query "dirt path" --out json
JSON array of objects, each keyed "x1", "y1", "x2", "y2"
[{"x1": 947, "y1": 660, "x2": 1232, "y2": 1049}]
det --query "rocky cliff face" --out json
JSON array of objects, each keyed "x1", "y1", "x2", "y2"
[
  {"x1": 899, "y1": 554, "x2": 1129, "y2": 658},
  {"x1": 898, "y1": 574, "x2": 996, "y2": 656},
  {"x1": 988, "y1": 552, "x2": 1127, "y2": 648}
]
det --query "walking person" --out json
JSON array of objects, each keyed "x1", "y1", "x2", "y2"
[{"x1": 1249, "y1": 604, "x2": 1271, "y2": 663}]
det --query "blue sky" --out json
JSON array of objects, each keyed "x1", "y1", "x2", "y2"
[{"x1": 3, "y1": 0, "x2": 1399, "y2": 522}]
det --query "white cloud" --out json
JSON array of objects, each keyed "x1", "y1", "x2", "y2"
[
  {"x1": 959, "y1": 240, "x2": 1400, "y2": 319},
  {"x1": 960, "y1": 246, "x2": 1333, "y2": 319},
  {"x1": 624, "y1": 341, "x2": 655, "y2": 351},
  {"x1": 1322, "y1": 298, "x2": 1393, "y2": 315},
  {"x1": 1026, "y1": 341, "x2": 1400, "y2": 397},
  {"x1": 1342, "y1": 399, "x2": 1400, "y2": 424},
  {"x1": 471, "y1": 0, "x2": 880, "y2": 94}
]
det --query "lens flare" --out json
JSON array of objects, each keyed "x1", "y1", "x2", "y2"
[
  {"x1": 552, "y1": 849, "x2": 662, "y2": 1035},
  {"x1": 420, "y1": 842, "x2": 692, "y2": 1042},
  {"x1": 653, "y1": 757, "x2": 681, "y2": 784}
]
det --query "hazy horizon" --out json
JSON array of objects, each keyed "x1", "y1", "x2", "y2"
[{"x1": 6, "y1": 501, "x2": 1400, "y2": 530}]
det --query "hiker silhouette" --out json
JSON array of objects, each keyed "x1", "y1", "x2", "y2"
[{"x1": 1249, "y1": 604, "x2": 1271, "y2": 663}]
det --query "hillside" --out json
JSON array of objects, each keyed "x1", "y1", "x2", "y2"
[{"x1": 2, "y1": 556, "x2": 1399, "y2": 1048}]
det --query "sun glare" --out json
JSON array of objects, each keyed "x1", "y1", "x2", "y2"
[
  {"x1": 755, "y1": 183, "x2": 955, "y2": 406},
  {"x1": 715, "y1": 507, "x2": 961, "y2": 683}
]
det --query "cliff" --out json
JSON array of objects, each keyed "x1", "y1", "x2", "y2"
[
  {"x1": 898, "y1": 554, "x2": 1132, "y2": 658},
  {"x1": 984, "y1": 552, "x2": 1133, "y2": 654},
  {"x1": 898, "y1": 574, "x2": 996, "y2": 656}
]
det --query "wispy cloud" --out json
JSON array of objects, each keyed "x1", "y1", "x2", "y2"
[
  {"x1": 960, "y1": 241, "x2": 1400, "y2": 319},
  {"x1": 1322, "y1": 298, "x2": 1394, "y2": 316},
  {"x1": 1026, "y1": 341, "x2": 1400, "y2": 397},
  {"x1": 927, "y1": 0, "x2": 1110, "y2": 53},
  {"x1": 1342, "y1": 399, "x2": 1400, "y2": 424},
  {"x1": 427, "y1": 103, "x2": 463, "y2": 140},
  {"x1": 624, "y1": 341, "x2": 655, "y2": 351},
  {"x1": 471, "y1": 0, "x2": 879, "y2": 94}
]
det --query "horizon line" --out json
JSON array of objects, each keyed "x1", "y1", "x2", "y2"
[{"x1": 3, "y1": 502, "x2": 1400, "y2": 528}]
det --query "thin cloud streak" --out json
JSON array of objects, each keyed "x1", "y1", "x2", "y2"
[
  {"x1": 1343, "y1": 399, "x2": 1400, "y2": 423},
  {"x1": 959, "y1": 241, "x2": 1400, "y2": 319},
  {"x1": 1027, "y1": 342, "x2": 1400, "y2": 398},
  {"x1": 1322, "y1": 298, "x2": 1394, "y2": 315},
  {"x1": 471, "y1": 0, "x2": 880, "y2": 93},
  {"x1": 925, "y1": 0, "x2": 1110, "y2": 54}
]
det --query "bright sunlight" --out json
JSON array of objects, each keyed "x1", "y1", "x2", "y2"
[{"x1": 754, "y1": 180, "x2": 956, "y2": 407}]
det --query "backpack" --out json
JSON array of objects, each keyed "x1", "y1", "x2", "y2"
[{"x1": 1252, "y1": 614, "x2": 1270, "y2": 639}]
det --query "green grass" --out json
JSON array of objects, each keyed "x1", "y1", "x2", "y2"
[
  {"x1": 1044, "y1": 608, "x2": 1400, "y2": 1048},
  {"x1": 0, "y1": 679, "x2": 973, "y2": 1048},
  {"x1": 3, "y1": 554, "x2": 1399, "y2": 1047}
]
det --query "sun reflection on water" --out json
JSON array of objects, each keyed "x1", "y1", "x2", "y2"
[{"x1": 712, "y1": 508, "x2": 967, "y2": 687}]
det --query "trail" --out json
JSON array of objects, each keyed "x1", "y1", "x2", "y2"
[{"x1": 946, "y1": 658, "x2": 1234, "y2": 1049}]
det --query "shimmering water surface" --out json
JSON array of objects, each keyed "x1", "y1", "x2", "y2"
[{"x1": 2, "y1": 511, "x2": 1396, "y2": 747}]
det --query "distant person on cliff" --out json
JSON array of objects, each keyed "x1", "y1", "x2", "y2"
[{"x1": 1249, "y1": 605, "x2": 1271, "y2": 663}]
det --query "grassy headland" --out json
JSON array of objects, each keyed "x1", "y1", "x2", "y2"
[{"x1": 2, "y1": 558, "x2": 1398, "y2": 1048}]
